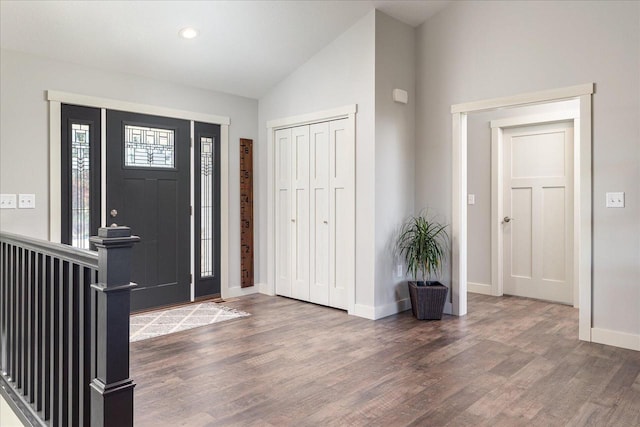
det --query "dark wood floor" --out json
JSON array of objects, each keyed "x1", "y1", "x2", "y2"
[{"x1": 130, "y1": 293, "x2": 640, "y2": 426}]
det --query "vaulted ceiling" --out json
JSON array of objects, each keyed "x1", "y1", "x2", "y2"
[{"x1": 0, "y1": 1, "x2": 450, "y2": 99}]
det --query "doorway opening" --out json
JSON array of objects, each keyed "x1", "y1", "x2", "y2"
[{"x1": 451, "y1": 83, "x2": 594, "y2": 342}]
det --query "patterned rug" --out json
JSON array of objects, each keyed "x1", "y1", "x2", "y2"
[{"x1": 130, "y1": 302, "x2": 250, "y2": 342}]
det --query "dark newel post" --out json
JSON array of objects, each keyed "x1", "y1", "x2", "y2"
[{"x1": 89, "y1": 227, "x2": 140, "y2": 427}]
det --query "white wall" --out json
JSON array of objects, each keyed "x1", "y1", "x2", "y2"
[
  {"x1": 416, "y1": 1, "x2": 640, "y2": 337},
  {"x1": 0, "y1": 48, "x2": 259, "y2": 293},
  {"x1": 258, "y1": 11, "x2": 377, "y2": 310},
  {"x1": 374, "y1": 12, "x2": 416, "y2": 313}
]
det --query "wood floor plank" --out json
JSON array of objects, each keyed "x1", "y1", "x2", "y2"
[{"x1": 130, "y1": 293, "x2": 640, "y2": 426}]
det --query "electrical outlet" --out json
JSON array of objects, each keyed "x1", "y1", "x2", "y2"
[
  {"x1": 396, "y1": 264, "x2": 403, "y2": 278},
  {"x1": 605, "y1": 192, "x2": 624, "y2": 208},
  {"x1": 468, "y1": 194, "x2": 475, "y2": 205},
  {"x1": 1, "y1": 194, "x2": 17, "y2": 209},
  {"x1": 18, "y1": 194, "x2": 35, "y2": 209}
]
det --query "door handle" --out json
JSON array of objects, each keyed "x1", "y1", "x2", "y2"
[
  {"x1": 110, "y1": 209, "x2": 118, "y2": 218},
  {"x1": 503, "y1": 216, "x2": 515, "y2": 223}
]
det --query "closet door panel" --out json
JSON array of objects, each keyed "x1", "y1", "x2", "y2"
[
  {"x1": 329, "y1": 119, "x2": 353, "y2": 310},
  {"x1": 309, "y1": 122, "x2": 330, "y2": 306},
  {"x1": 274, "y1": 116, "x2": 353, "y2": 311},
  {"x1": 275, "y1": 128, "x2": 292, "y2": 297},
  {"x1": 291, "y1": 126, "x2": 310, "y2": 301}
]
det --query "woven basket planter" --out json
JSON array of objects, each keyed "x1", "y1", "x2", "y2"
[{"x1": 408, "y1": 281, "x2": 448, "y2": 320}]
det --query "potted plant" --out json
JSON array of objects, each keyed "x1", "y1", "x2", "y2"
[{"x1": 397, "y1": 212, "x2": 449, "y2": 320}]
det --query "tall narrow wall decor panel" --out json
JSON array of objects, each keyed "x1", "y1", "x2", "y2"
[{"x1": 275, "y1": 118, "x2": 353, "y2": 310}]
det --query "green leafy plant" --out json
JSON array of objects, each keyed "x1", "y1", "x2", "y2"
[{"x1": 397, "y1": 212, "x2": 449, "y2": 281}]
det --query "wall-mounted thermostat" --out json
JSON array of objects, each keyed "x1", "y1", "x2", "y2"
[{"x1": 392, "y1": 89, "x2": 408, "y2": 104}]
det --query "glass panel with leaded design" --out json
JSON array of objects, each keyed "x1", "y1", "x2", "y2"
[
  {"x1": 71, "y1": 123, "x2": 91, "y2": 249},
  {"x1": 200, "y1": 136, "x2": 214, "y2": 277},
  {"x1": 124, "y1": 124, "x2": 175, "y2": 168}
]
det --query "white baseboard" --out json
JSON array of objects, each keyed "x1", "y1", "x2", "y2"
[
  {"x1": 222, "y1": 284, "x2": 258, "y2": 299},
  {"x1": 350, "y1": 299, "x2": 411, "y2": 320},
  {"x1": 468, "y1": 281, "x2": 492, "y2": 295},
  {"x1": 591, "y1": 327, "x2": 640, "y2": 352},
  {"x1": 258, "y1": 282, "x2": 274, "y2": 296},
  {"x1": 350, "y1": 303, "x2": 376, "y2": 320},
  {"x1": 374, "y1": 298, "x2": 411, "y2": 319}
]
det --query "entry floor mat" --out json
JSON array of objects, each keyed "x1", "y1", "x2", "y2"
[{"x1": 130, "y1": 302, "x2": 250, "y2": 342}]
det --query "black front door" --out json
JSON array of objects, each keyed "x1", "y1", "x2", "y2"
[{"x1": 107, "y1": 110, "x2": 190, "y2": 311}]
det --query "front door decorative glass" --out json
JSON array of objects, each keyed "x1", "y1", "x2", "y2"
[
  {"x1": 124, "y1": 124, "x2": 175, "y2": 168},
  {"x1": 71, "y1": 123, "x2": 91, "y2": 249}
]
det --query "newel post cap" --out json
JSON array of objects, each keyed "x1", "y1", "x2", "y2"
[{"x1": 90, "y1": 226, "x2": 141, "y2": 247}]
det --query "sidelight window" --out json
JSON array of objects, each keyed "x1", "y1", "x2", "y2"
[
  {"x1": 200, "y1": 136, "x2": 214, "y2": 277},
  {"x1": 62, "y1": 104, "x2": 101, "y2": 251},
  {"x1": 71, "y1": 123, "x2": 91, "y2": 249}
]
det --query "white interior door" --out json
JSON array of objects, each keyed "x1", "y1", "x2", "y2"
[
  {"x1": 503, "y1": 121, "x2": 574, "y2": 304},
  {"x1": 329, "y1": 119, "x2": 352, "y2": 310},
  {"x1": 275, "y1": 128, "x2": 292, "y2": 297},
  {"x1": 309, "y1": 122, "x2": 330, "y2": 306}
]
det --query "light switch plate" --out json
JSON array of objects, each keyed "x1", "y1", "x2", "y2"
[
  {"x1": 1, "y1": 194, "x2": 17, "y2": 209},
  {"x1": 605, "y1": 192, "x2": 624, "y2": 208},
  {"x1": 468, "y1": 194, "x2": 475, "y2": 205},
  {"x1": 18, "y1": 194, "x2": 36, "y2": 209}
]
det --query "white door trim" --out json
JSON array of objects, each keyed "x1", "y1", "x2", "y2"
[
  {"x1": 451, "y1": 83, "x2": 593, "y2": 114},
  {"x1": 47, "y1": 90, "x2": 230, "y2": 125},
  {"x1": 47, "y1": 90, "x2": 231, "y2": 302},
  {"x1": 266, "y1": 105, "x2": 357, "y2": 315},
  {"x1": 266, "y1": 104, "x2": 357, "y2": 129},
  {"x1": 490, "y1": 111, "x2": 579, "y2": 306},
  {"x1": 451, "y1": 84, "x2": 593, "y2": 342}
]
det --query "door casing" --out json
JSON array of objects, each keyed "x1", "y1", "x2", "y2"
[
  {"x1": 451, "y1": 83, "x2": 593, "y2": 342},
  {"x1": 47, "y1": 91, "x2": 233, "y2": 301}
]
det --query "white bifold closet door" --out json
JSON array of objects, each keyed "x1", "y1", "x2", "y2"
[
  {"x1": 291, "y1": 125, "x2": 310, "y2": 302},
  {"x1": 275, "y1": 118, "x2": 353, "y2": 310}
]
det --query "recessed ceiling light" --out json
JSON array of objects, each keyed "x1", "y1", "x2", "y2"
[{"x1": 179, "y1": 27, "x2": 199, "y2": 39}]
